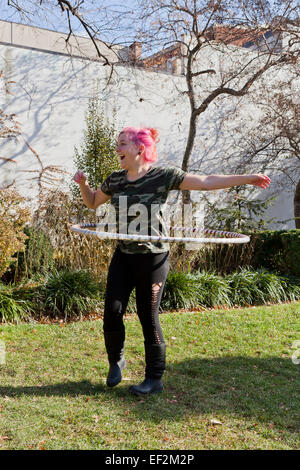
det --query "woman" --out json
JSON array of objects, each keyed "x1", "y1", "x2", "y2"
[{"x1": 73, "y1": 126, "x2": 270, "y2": 396}]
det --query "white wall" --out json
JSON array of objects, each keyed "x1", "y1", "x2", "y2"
[{"x1": 0, "y1": 43, "x2": 189, "y2": 199}]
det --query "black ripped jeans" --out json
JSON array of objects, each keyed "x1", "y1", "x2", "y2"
[{"x1": 103, "y1": 247, "x2": 170, "y2": 345}]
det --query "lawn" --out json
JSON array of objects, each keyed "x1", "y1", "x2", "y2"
[{"x1": 0, "y1": 302, "x2": 299, "y2": 450}]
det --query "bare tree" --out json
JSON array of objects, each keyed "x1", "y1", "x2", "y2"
[
  {"x1": 260, "y1": 82, "x2": 300, "y2": 228},
  {"x1": 225, "y1": 68, "x2": 300, "y2": 227},
  {"x1": 5, "y1": 0, "x2": 139, "y2": 74},
  {"x1": 137, "y1": 0, "x2": 300, "y2": 202}
]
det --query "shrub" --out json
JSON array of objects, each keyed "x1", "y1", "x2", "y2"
[
  {"x1": 4, "y1": 226, "x2": 54, "y2": 283},
  {"x1": 252, "y1": 229, "x2": 300, "y2": 277},
  {"x1": 279, "y1": 231, "x2": 300, "y2": 277},
  {"x1": 69, "y1": 88, "x2": 120, "y2": 199},
  {"x1": 0, "y1": 189, "x2": 31, "y2": 278},
  {"x1": 170, "y1": 230, "x2": 300, "y2": 278}
]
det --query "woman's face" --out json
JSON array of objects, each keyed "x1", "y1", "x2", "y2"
[
  {"x1": 116, "y1": 132, "x2": 141, "y2": 170},
  {"x1": 116, "y1": 132, "x2": 140, "y2": 169}
]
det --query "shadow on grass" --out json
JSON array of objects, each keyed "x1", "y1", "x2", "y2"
[
  {"x1": 0, "y1": 377, "x2": 106, "y2": 396},
  {"x1": 0, "y1": 357, "x2": 299, "y2": 431}
]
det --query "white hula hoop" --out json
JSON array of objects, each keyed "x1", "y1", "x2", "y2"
[{"x1": 69, "y1": 223, "x2": 250, "y2": 244}]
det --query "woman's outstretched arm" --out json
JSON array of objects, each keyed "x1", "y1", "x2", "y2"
[{"x1": 179, "y1": 174, "x2": 271, "y2": 191}]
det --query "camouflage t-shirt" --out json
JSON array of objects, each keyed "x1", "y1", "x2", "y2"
[{"x1": 100, "y1": 166, "x2": 187, "y2": 254}]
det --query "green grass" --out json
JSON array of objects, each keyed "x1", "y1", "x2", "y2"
[{"x1": 0, "y1": 302, "x2": 299, "y2": 450}]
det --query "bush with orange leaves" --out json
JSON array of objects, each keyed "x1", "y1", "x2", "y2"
[{"x1": 0, "y1": 188, "x2": 31, "y2": 278}]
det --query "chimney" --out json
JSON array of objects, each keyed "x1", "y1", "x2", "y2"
[
  {"x1": 172, "y1": 58, "x2": 182, "y2": 75},
  {"x1": 129, "y1": 41, "x2": 142, "y2": 62}
]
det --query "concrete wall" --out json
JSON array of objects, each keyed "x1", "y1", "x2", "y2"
[{"x1": 0, "y1": 19, "x2": 123, "y2": 62}]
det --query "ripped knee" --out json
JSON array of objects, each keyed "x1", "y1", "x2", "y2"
[
  {"x1": 151, "y1": 282, "x2": 164, "y2": 344},
  {"x1": 108, "y1": 299, "x2": 123, "y2": 317},
  {"x1": 151, "y1": 282, "x2": 163, "y2": 307}
]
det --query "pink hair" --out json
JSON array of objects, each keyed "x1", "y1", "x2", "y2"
[{"x1": 119, "y1": 127, "x2": 160, "y2": 163}]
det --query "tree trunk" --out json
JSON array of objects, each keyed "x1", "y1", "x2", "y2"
[
  {"x1": 181, "y1": 111, "x2": 198, "y2": 205},
  {"x1": 294, "y1": 177, "x2": 300, "y2": 229}
]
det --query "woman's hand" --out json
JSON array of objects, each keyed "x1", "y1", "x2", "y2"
[
  {"x1": 73, "y1": 171, "x2": 87, "y2": 185},
  {"x1": 248, "y1": 174, "x2": 271, "y2": 189}
]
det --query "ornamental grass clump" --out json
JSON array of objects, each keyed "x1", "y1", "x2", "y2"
[
  {"x1": 0, "y1": 283, "x2": 32, "y2": 323},
  {"x1": 161, "y1": 271, "x2": 200, "y2": 310},
  {"x1": 42, "y1": 268, "x2": 102, "y2": 320},
  {"x1": 277, "y1": 275, "x2": 300, "y2": 302},
  {"x1": 160, "y1": 268, "x2": 300, "y2": 312},
  {"x1": 193, "y1": 271, "x2": 232, "y2": 308},
  {"x1": 5, "y1": 226, "x2": 55, "y2": 284},
  {"x1": 251, "y1": 269, "x2": 288, "y2": 304},
  {"x1": 226, "y1": 268, "x2": 300, "y2": 306},
  {"x1": 227, "y1": 268, "x2": 266, "y2": 306}
]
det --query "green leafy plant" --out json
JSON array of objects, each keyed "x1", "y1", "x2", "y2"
[
  {"x1": 253, "y1": 230, "x2": 300, "y2": 277},
  {"x1": 0, "y1": 282, "x2": 31, "y2": 323},
  {"x1": 222, "y1": 268, "x2": 299, "y2": 306},
  {"x1": 227, "y1": 268, "x2": 270, "y2": 306},
  {"x1": 276, "y1": 275, "x2": 300, "y2": 302}
]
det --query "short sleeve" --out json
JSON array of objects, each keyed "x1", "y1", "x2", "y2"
[
  {"x1": 164, "y1": 167, "x2": 187, "y2": 191},
  {"x1": 100, "y1": 175, "x2": 112, "y2": 195}
]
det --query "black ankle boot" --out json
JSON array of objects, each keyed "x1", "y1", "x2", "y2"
[
  {"x1": 129, "y1": 377, "x2": 163, "y2": 395},
  {"x1": 104, "y1": 331, "x2": 126, "y2": 388},
  {"x1": 107, "y1": 356, "x2": 126, "y2": 388},
  {"x1": 129, "y1": 343, "x2": 166, "y2": 396}
]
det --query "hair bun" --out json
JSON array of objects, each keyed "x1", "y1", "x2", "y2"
[{"x1": 147, "y1": 128, "x2": 160, "y2": 143}]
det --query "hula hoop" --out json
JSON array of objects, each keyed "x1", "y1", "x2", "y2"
[{"x1": 69, "y1": 223, "x2": 250, "y2": 244}]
